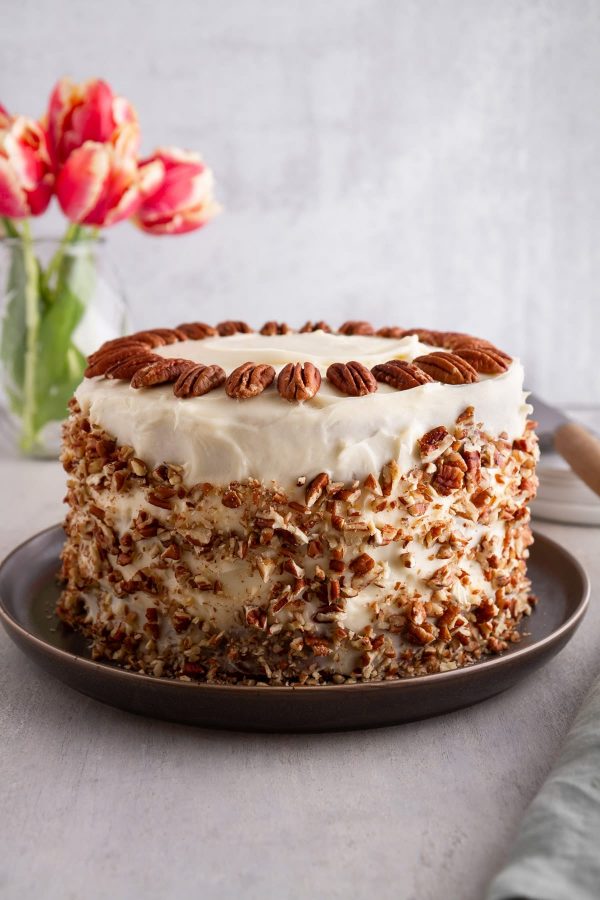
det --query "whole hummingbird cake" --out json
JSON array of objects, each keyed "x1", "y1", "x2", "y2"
[{"x1": 58, "y1": 320, "x2": 539, "y2": 684}]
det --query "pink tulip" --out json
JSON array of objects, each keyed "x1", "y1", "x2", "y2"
[
  {"x1": 134, "y1": 147, "x2": 219, "y2": 235},
  {"x1": 56, "y1": 130, "x2": 162, "y2": 227},
  {"x1": 47, "y1": 77, "x2": 139, "y2": 167},
  {"x1": 0, "y1": 107, "x2": 53, "y2": 218}
]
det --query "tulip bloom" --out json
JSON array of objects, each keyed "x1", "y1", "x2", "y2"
[
  {"x1": 56, "y1": 130, "x2": 162, "y2": 227},
  {"x1": 0, "y1": 107, "x2": 53, "y2": 218},
  {"x1": 47, "y1": 77, "x2": 138, "y2": 167},
  {"x1": 134, "y1": 148, "x2": 219, "y2": 235}
]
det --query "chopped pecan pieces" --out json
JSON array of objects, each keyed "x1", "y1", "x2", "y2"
[
  {"x1": 338, "y1": 320, "x2": 375, "y2": 336},
  {"x1": 131, "y1": 358, "x2": 195, "y2": 389},
  {"x1": 225, "y1": 362, "x2": 276, "y2": 399},
  {"x1": 175, "y1": 322, "x2": 217, "y2": 339},
  {"x1": 371, "y1": 359, "x2": 434, "y2": 390},
  {"x1": 456, "y1": 406, "x2": 475, "y2": 424},
  {"x1": 277, "y1": 362, "x2": 321, "y2": 402},
  {"x1": 222, "y1": 490, "x2": 242, "y2": 508},
  {"x1": 173, "y1": 363, "x2": 226, "y2": 398},
  {"x1": 217, "y1": 320, "x2": 253, "y2": 336},
  {"x1": 462, "y1": 448, "x2": 481, "y2": 484},
  {"x1": 434, "y1": 463, "x2": 465, "y2": 495},
  {"x1": 349, "y1": 553, "x2": 375, "y2": 576},
  {"x1": 380, "y1": 459, "x2": 400, "y2": 496},
  {"x1": 245, "y1": 606, "x2": 267, "y2": 629},
  {"x1": 172, "y1": 610, "x2": 192, "y2": 633},
  {"x1": 418, "y1": 426, "x2": 453, "y2": 461},
  {"x1": 147, "y1": 486, "x2": 176, "y2": 509},
  {"x1": 453, "y1": 347, "x2": 511, "y2": 374},
  {"x1": 260, "y1": 321, "x2": 291, "y2": 335},
  {"x1": 414, "y1": 352, "x2": 479, "y2": 384},
  {"x1": 305, "y1": 472, "x2": 329, "y2": 507},
  {"x1": 408, "y1": 622, "x2": 436, "y2": 645},
  {"x1": 326, "y1": 361, "x2": 377, "y2": 396},
  {"x1": 130, "y1": 458, "x2": 148, "y2": 477}
]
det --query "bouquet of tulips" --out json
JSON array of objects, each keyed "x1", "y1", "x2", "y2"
[{"x1": 0, "y1": 77, "x2": 218, "y2": 453}]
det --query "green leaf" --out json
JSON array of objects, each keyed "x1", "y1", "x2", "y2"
[{"x1": 32, "y1": 243, "x2": 96, "y2": 432}]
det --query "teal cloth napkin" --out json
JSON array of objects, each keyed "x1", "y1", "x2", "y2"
[{"x1": 487, "y1": 674, "x2": 600, "y2": 900}]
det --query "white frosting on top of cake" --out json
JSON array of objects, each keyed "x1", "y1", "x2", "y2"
[{"x1": 75, "y1": 331, "x2": 530, "y2": 487}]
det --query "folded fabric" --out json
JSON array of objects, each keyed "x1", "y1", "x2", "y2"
[{"x1": 487, "y1": 673, "x2": 600, "y2": 900}]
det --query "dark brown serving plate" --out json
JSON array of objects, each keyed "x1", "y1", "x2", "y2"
[{"x1": 0, "y1": 526, "x2": 590, "y2": 732}]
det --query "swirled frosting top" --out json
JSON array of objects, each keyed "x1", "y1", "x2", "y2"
[{"x1": 75, "y1": 331, "x2": 530, "y2": 486}]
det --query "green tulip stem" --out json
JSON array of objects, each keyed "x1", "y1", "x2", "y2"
[
  {"x1": 43, "y1": 222, "x2": 83, "y2": 295},
  {"x1": 1, "y1": 216, "x2": 21, "y2": 239},
  {"x1": 19, "y1": 220, "x2": 41, "y2": 453}
]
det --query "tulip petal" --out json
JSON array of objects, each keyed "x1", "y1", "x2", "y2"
[
  {"x1": 0, "y1": 156, "x2": 30, "y2": 217},
  {"x1": 138, "y1": 158, "x2": 165, "y2": 197},
  {"x1": 47, "y1": 77, "x2": 139, "y2": 166},
  {"x1": 5, "y1": 117, "x2": 51, "y2": 191},
  {"x1": 56, "y1": 142, "x2": 110, "y2": 223},
  {"x1": 134, "y1": 146, "x2": 218, "y2": 235},
  {"x1": 0, "y1": 113, "x2": 53, "y2": 217},
  {"x1": 84, "y1": 154, "x2": 138, "y2": 226}
]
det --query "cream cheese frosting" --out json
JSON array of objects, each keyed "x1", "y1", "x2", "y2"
[{"x1": 75, "y1": 331, "x2": 530, "y2": 487}]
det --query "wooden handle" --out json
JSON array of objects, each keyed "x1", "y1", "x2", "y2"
[{"x1": 554, "y1": 422, "x2": 600, "y2": 497}]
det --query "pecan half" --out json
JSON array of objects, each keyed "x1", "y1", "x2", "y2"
[
  {"x1": 277, "y1": 362, "x2": 321, "y2": 402},
  {"x1": 401, "y1": 328, "x2": 446, "y2": 346},
  {"x1": 438, "y1": 331, "x2": 495, "y2": 351},
  {"x1": 338, "y1": 320, "x2": 375, "y2": 336},
  {"x1": 299, "y1": 321, "x2": 332, "y2": 333},
  {"x1": 173, "y1": 363, "x2": 226, "y2": 398},
  {"x1": 414, "y1": 352, "x2": 479, "y2": 384},
  {"x1": 175, "y1": 322, "x2": 217, "y2": 339},
  {"x1": 371, "y1": 359, "x2": 434, "y2": 390},
  {"x1": 84, "y1": 345, "x2": 157, "y2": 378},
  {"x1": 326, "y1": 361, "x2": 377, "y2": 396},
  {"x1": 130, "y1": 358, "x2": 195, "y2": 388},
  {"x1": 104, "y1": 352, "x2": 161, "y2": 380},
  {"x1": 87, "y1": 337, "x2": 153, "y2": 363},
  {"x1": 376, "y1": 326, "x2": 406, "y2": 338},
  {"x1": 260, "y1": 321, "x2": 291, "y2": 335},
  {"x1": 131, "y1": 328, "x2": 186, "y2": 345},
  {"x1": 217, "y1": 320, "x2": 254, "y2": 336},
  {"x1": 225, "y1": 361, "x2": 276, "y2": 398},
  {"x1": 453, "y1": 347, "x2": 511, "y2": 374}
]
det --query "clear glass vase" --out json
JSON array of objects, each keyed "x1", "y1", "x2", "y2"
[{"x1": 0, "y1": 232, "x2": 128, "y2": 458}]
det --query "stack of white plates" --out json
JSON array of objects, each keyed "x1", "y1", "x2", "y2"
[{"x1": 533, "y1": 450, "x2": 600, "y2": 526}]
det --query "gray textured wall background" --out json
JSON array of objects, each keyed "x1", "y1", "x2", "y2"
[{"x1": 1, "y1": 0, "x2": 599, "y2": 404}]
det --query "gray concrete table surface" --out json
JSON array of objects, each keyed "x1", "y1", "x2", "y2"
[{"x1": 0, "y1": 446, "x2": 598, "y2": 900}]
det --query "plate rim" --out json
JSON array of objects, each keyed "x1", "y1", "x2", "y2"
[{"x1": 0, "y1": 524, "x2": 591, "y2": 695}]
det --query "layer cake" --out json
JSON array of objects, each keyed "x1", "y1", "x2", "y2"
[{"x1": 58, "y1": 321, "x2": 538, "y2": 684}]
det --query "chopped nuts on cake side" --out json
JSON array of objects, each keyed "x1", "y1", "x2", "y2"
[{"x1": 57, "y1": 399, "x2": 538, "y2": 685}]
